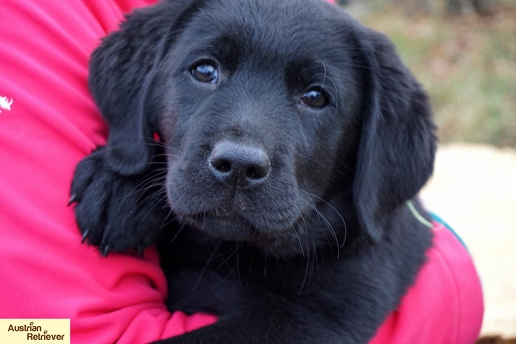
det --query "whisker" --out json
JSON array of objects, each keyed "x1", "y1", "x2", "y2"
[
  {"x1": 292, "y1": 152, "x2": 326, "y2": 168},
  {"x1": 193, "y1": 240, "x2": 222, "y2": 291},
  {"x1": 167, "y1": 222, "x2": 187, "y2": 245},
  {"x1": 300, "y1": 192, "x2": 340, "y2": 259},
  {"x1": 266, "y1": 241, "x2": 279, "y2": 259},
  {"x1": 285, "y1": 209, "x2": 305, "y2": 258},
  {"x1": 302, "y1": 191, "x2": 347, "y2": 249},
  {"x1": 215, "y1": 243, "x2": 240, "y2": 275}
]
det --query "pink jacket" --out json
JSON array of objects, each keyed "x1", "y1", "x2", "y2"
[{"x1": 0, "y1": 0, "x2": 482, "y2": 342}]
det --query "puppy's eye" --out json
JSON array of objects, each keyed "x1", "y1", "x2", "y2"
[
  {"x1": 191, "y1": 62, "x2": 218, "y2": 83},
  {"x1": 300, "y1": 88, "x2": 328, "y2": 109}
]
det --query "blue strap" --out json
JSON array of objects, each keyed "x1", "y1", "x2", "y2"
[{"x1": 429, "y1": 213, "x2": 468, "y2": 251}]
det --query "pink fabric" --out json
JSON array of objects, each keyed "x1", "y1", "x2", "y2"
[
  {"x1": 370, "y1": 221, "x2": 484, "y2": 344},
  {"x1": 0, "y1": 1, "x2": 215, "y2": 343},
  {"x1": 0, "y1": 0, "x2": 481, "y2": 343}
]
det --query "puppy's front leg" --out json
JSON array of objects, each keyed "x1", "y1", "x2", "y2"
[
  {"x1": 156, "y1": 293, "x2": 377, "y2": 344},
  {"x1": 155, "y1": 304, "x2": 317, "y2": 344},
  {"x1": 70, "y1": 147, "x2": 169, "y2": 255}
]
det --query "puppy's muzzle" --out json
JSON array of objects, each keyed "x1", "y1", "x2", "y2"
[{"x1": 208, "y1": 141, "x2": 270, "y2": 188}]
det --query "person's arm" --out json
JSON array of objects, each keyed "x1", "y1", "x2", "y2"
[{"x1": 0, "y1": 1, "x2": 215, "y2": 342}]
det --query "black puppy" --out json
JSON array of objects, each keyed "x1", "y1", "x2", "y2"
[{"x1": 71, "y1": 0, "x2": 437, "y2": 342}]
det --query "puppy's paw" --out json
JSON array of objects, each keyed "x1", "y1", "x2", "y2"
[{"x1": 70, "y1": 147, "x2": 169, "y2": 256}]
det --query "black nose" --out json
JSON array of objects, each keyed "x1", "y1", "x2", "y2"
[{"x1": 209, "y1": 141, "x2": 270, "y2": 187}]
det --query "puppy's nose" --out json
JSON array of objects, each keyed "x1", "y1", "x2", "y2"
[{"x1": 209, "y1": 141, "x2": 270, "y2": 187}]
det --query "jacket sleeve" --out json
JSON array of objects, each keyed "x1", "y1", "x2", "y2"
[
  {"x1": 0, "y1": 1, "x2": 216, "y2": 343},
  {"x1": 369, "y1": 221, "x2": 484, "y2": 344}
]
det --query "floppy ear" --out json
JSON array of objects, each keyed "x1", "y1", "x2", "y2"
[
  {"x1": 352, "y1": 28, "x2": 437, "y2": 244},
  {"x1": 89, "y1": 0, "x2": 206, "y2": 175}
]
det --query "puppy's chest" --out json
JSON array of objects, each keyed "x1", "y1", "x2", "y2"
[{"x1": 160, "y1": 235, "x2": 330, "y2": 297}]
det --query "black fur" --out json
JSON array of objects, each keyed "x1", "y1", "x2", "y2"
[{"x1": 70, "y1": 0, "x2": 437, "y2": 342}]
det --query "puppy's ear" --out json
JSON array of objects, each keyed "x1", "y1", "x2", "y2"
[
  {"x1": 352, "y1": 28, "x2": 437, "y2": 244},
  {"x1": 89, "y1": 0, "x2": 205, "y2": 175}
]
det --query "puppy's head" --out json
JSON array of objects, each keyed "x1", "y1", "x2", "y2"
[{"x1": 90, "y1": 0, "x2": 436, "y2": 256}]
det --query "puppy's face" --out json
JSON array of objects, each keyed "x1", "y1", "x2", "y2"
[
  {"x1": 154, "y1": 0, "x2": 361, "y2": 255},
  {"x1": 89, "y1": 0, "x2": 435, "y2": 258}
]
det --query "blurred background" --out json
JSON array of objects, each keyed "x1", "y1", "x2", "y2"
[{"x1": 339, "y1": 0, "x2": 516, "y2": 340}]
